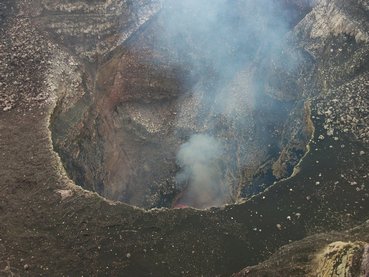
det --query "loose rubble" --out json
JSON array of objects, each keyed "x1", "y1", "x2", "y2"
[{"x1": 316, "y1": 76, "x2": 369, "y2": 144}]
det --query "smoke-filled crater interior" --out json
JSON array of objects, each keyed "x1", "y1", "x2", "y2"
[{"x1": 50, "y1": 0, "x2": 314, "y2": 209}]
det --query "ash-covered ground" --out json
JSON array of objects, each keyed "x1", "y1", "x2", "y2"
[{"x1": 1, "y1": 0, "x2": 369, "y2": 276}]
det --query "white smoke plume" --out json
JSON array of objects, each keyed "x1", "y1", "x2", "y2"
[
  {"x1": 154, "y1": 0, "x2": 312, "y2": 208},
  {"x1": 175, "y1": 134, "x2": 228, "y2": 209}
]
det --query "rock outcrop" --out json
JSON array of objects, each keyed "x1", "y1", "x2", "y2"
[
  {"x1": 233, "y1": 221, "x2": 369, "y2": 277},
  {"x1": 315, "y1": 241, "x2": 369, "y2": 277}
]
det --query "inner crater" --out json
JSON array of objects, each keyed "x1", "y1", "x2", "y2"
[{"x1": 50, "y1": 0, "x2": 314, "y2": 209}]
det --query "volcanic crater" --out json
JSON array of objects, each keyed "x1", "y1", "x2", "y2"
[
  {"x1": 49, "y1": 0, "x2": 314, "y2": 209},
  {"x1": 2, "y1": 0, "x2": 369, "y2": 276}
]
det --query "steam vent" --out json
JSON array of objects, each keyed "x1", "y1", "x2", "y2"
[{"x1": 1, "y1": 0, "x2": 369, "y2": 275}]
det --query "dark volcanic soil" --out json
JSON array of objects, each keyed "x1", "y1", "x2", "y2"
[{"x1": 1, "y1": 96, "x2": 369, "y2": 277}]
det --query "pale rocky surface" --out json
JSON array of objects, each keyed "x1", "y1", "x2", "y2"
[{"x1": 315, "y1": 241, "x2": 368, "y2": 277}]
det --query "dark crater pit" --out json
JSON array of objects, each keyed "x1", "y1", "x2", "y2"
[{"x1": 50, "y1": 0, "x2": 314, "y2": 209}]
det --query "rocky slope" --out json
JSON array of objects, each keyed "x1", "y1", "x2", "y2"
[{"x1": 234, "y1": 0, "x2": 369, "y2": 275}]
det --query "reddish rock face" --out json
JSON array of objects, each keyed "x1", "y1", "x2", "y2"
[
  {"x1": 173, "y1": 203, "x2": 189, "y2": 209},
  {"x1": 93, "y1": 39, "x2": 186, "y2": 206}
]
